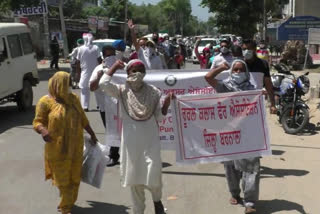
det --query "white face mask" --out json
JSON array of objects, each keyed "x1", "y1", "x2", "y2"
[
  {"x1": 231, "y1": 72, "x2": 248, "y2": 84},
  {"x1": 243, "y1": 50, "x2": 254, "y2": 60},
  {"x1": 116, "y1": 51, "x2": 124, "y2": 60},
  {"x1": 126, "y1": 72, "x2": 146, "y2": 91},
  {"x1": 103, "y1": 55, "x2": 117, "y2": 68},
  {"x1": 220, "y1": 47, "x2": 229, "y2": 54}
]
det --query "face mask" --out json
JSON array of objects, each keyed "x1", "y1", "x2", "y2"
[
  {"x1": 243, "y1": 50, "x2": 254, "y2": 60},
  {"x1": 103, "y1": 55, "x2": 117, "y2": 68},
  {"x1": 116, "y1": 51, "x2": 124, "y2": 60},
  {"x1": 126, "y1": 72, "x2": 145, "y2": 91},
  {"x1": 220, "y1": 47, "x2": 229, "y2": 54},
  {"x1": 231, "y1": 72, "x2": 248, "y2": 84}
]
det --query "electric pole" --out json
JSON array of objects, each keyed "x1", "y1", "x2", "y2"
[
  {"x1": 59, "y1": 0, "x2": 69, "y2": 58},
  {"x1": 43, "y1": 0, "x2": 50, "y2": 57},
  {"x1": 124, "y1": 0, "x2": 128, "y2": 42}
]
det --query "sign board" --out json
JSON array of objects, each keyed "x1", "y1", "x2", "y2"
[
  {"x1": 172, "y1": 90, "x2": 271, "y2": 164},
  {"x1": 14, "y1": 1, "x2": 48, "y2": 16},
  {"x1": 277, "y1": 16, "x2": 320, "y2": 41},
  {"x1": 47, "y1": 0, "x2": 59, "y2": 7},
  {"x1": 308, "y1": 28, "x2": 320, "y2": 44}
]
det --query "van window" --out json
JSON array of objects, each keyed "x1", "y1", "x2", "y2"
[
  {"x1": 0, "y1": 38, "x2": 8, "y2": 60},
  {"x1": 7, "y1": 34, "x2": 23, "y2": 58},
  {"x1": 20, "y1": 33, "x2": 33, "y2": 55}
]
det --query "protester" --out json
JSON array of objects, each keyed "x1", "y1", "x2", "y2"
[
  {"x1": 89, "y1": 45, "x2": 120, "y2": 167},
  {"x1": 256, "y1": 40, "x2": 270, "y2": 63},
  {"x1": 210, "y1": 39, "x2": 233, "y2": 69},
  {"x1": 128, "y1": 19, "x2": 165, "y2": 70},
  {"x1": 194, "y1": 39, "x2": 211, "y2": 69},
  {"x1": 204, "y1": 60, "x2": 259, "y2": 214},
  {"x1": 112, "y1": 40, "x2": 127, "y2": 61},
  {"x1": 69, "y1": 38, "x2": 84, "y2": 89},
  {"x1": 231, "y1": 45, "x2": 244, "y2": 60},
  {"x1": 242, "y1": 39, "x2": 276, "y2": 114},
  {"x1": 50, "y1": 36, "x2": 60, "y2": 70},
  {"x1": 99, "y1": 59, "x2": 172, "y2": 214},
  {"x1": 208, "y1": 47, "x2": 220, "y2": 68},
  {"x1": 33, "y1": 71, "x2": 97, "y2": 214},
  {"x1": 76, "y1": 33, "x2": 101, "y2": 111}
]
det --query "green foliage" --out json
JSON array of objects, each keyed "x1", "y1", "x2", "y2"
[
  {"x1": 82, "y1": 6, "x2": 108, "y2": 18},
  {"x1": 201, "y1": 0, "x2": 289, "y2": 38}
]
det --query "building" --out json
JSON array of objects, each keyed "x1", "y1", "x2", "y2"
[{"x1": 283, "y1": 0, "x2": 320, "y2": 18}]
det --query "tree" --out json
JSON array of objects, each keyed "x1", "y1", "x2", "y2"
[{"x1": 201, "y1": 0, "x2": 289, "y2": 38}]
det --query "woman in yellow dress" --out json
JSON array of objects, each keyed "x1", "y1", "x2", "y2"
[{"x1": 33, "y1": 71, "x2": 97, "y2": 214}]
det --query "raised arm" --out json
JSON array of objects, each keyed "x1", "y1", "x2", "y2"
[
  {"x1": 204, "y1": 62, "x2": 229, "y2": 89},
  {"x1": 128, "y1": 19, "x2": 139, "y2": 52},
  {"x1": 99, "y1": 60, "x2": 125, "y2": 98},
  {"x1": 194, "y1": 39, "x2": 201, "y2": 61}
]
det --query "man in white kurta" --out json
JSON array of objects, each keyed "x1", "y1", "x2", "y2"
[
  {"x1": 76, "y1": 33, "x2": 100, "y2": 110},
  {"x1": 99, "y1": 59, "x2": 171, "y2": 214}
]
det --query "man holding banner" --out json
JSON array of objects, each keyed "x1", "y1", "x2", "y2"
[
  {"x1": 99, "y1": 59, "x2": 172, "y2": 214},
  {"x1": 205, "y1": 59, "x2": 260, "y2": 214}
]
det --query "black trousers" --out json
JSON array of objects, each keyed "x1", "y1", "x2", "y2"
[
  {"x1": 100, "y1": 111, "x2": 120, "y2": 161},
  {"x1": 50, "y1": 55, "x2": 59, "y2": 69}
]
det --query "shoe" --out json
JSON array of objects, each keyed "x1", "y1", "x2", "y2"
[
  {"x1": 83, "y1": 108, "x2": 89, "y2": 112},
  {"x1": 245, "y1": 206, "x2": 257, "y2": 214},
  {"x1": 154, "y1": 201, "x2": 165, "y2": 214},
  {"x1": 106, "y1": 159, "x2": 119, "y2": 167}
]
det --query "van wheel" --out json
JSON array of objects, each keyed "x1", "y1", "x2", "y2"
[{"x1": 17, "y1": 80, "x2": 33, "y2": 111}]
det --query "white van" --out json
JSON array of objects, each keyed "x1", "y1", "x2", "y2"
[{"x1": 0, "y1": 23, "x2": 39, "y2": 111}]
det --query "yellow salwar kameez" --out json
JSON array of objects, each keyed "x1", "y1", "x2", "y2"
[{"x1": 33, "y1": 72, "x2": 89, "y2": 213}]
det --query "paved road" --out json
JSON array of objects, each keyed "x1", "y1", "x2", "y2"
[{"x1": 0, "y1": 62, "x2": 319, "y2": 214}]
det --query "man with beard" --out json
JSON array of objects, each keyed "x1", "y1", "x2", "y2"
[{"x1": 128, "y1": 20, "x2": 165, "y2": 70}]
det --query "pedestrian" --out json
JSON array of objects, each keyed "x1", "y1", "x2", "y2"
[
  {"x1": 194, "y1": 39, "x2": 211, "y2": 69},
  {"x1": 204, "y1": 60, "x2": 259, "y2": 214},
  {"x1": 128, "y1": 19, "x2": 165, "y2": 70},
  {"x1": 89, "y1": 45, "x2": 120, "y2": 167},
  {"x1": 50, "y1": 36, "x2": 60, "y2": 70},
  {"x1": 69, "y1": 38, "x2": 84, "y2": 89},
  {"x1": 33, "y1": 71, "x2": 97, "y2": 214},
  {"x1": 231, "y1": 45, "x2": 244, "y2": 60},
  {"x1": 256, "y1": 40, "x2": 271, "y2": 64},
  {"x1": 76, "y1": 33, "x2": 101, "y2": 111},
  {"x1": 242, "y1": 39, "x2": 276, "y2": 113},
  {"x1": 210, "y1": 39, "x2": 233, "y2": 69},
  {"x1": 99, "y1": 59, "x2": 172, "y2": 214},
  {"x1": 112, "y1": 39, "x2": 127, "y2": 61}
]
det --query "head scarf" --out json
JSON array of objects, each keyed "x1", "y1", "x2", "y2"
[
  {"x1": 223, "y1": 59, "x2": 255, "y2": 91},
  {"x1": 120, "y1": 59, "x2": 161, "y2": 121},
  {"x1": 48, "y1": 71, "x2": 83, "y2": 154},
  {"x1": 48, "y1": 71, "x2": 71, "y2": 104}
]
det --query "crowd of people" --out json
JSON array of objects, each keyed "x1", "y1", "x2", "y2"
[{"x1": 34, "y1": 19, "x2": 277, "y2": 214}]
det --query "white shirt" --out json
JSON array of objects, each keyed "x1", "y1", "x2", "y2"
[
  {"x1": 89, "y1": 64, "x2": 105, "y2": 112},
  {"x1": 138, "y1": 48, "x2": 164, "y2": 70},
  {"x1": 77, "y1": 44, "x2": 100, "y2": 88},
  {"x1": 210, "y1": 53, "x2": 234, "y2": 69}
]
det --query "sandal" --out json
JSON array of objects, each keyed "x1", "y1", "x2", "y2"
[
  {"x1": 229, "y1": 196, "x2": 241, "y2": 205},
  {"x1": 245, "y1": 206, "x2": 257, "y2": 214}
]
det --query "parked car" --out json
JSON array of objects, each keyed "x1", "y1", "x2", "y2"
[
  {"x1": 0, "y1": 23, "x2": 39, "y2": 111},
  {"x1": 192, "y1": 38, "x2": 219, "y2": 64}
]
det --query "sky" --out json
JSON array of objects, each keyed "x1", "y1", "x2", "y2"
[{"x1": 130, "y1": 0, "x2": 212, "y2": 21}]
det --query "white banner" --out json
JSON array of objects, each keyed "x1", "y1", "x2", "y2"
[
  {"x1": 104, "y1": 69, "x2": 264, "y2": 150},
  {"x1": 172, "y1": 90, "x2": 271, "y2": 164},
  {"x1": 308, "y1": 28, "x2": 320, "y2": 45}
]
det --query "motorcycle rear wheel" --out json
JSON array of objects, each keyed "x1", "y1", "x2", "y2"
[{"x1": 281, "y1": 107, "x2": 309, "y2": 134}]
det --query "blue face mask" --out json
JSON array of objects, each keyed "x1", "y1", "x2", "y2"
[{"x1": 231, "y1": 72, "x2": 247, "y2": 84}]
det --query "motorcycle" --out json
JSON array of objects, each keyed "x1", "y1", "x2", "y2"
[{"x1": 271, "y1": 63, "x2": 310, "y2": 134}]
